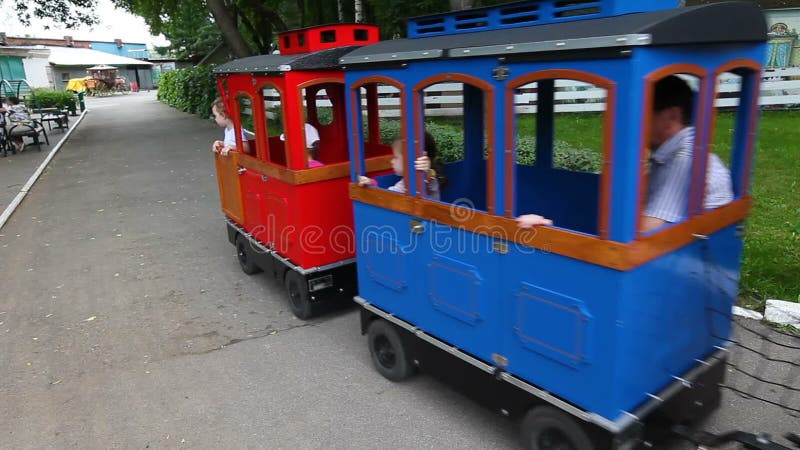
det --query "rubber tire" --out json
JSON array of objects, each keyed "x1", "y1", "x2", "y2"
[
  {"x1": 521, "y1": 406, "x2": 594, "y2": 450},
  {"x1": 236, "y1": 234, "x2": 262, "y2": 275},
  {"x1": 285, "y1": 270, "x2": 314, "y2": 320},
  {"x1": 367, "y1": 319, "x2": 414, "y2": 382}
]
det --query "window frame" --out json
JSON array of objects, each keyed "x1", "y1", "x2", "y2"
[
  {"x1": 296, "y1": 78, "x2": 348, "y2": 170},
  {"x1": 505, "y1": 69, "x2": 616, "y2": 239},
  {"x1": 255, "y1": 80, "x2": 287, "y2": 167},
  {"x1": 636, "y1": 64, "x2": 709, "y2": 238},
  {"x1": 413, "y1": 73, "x2": 495, "y2": 210},
  {"x1": 350, "y1": 75, "x2": 407, "y2": 181},
  {"x1": 231, "y1": 91, "x2": 257, "y2": 157},
  {"x1": 709, "y1": 59, "x2": 762, "y2": 201}
]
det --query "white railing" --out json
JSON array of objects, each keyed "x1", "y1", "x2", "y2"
[{"x1": 259, "y1": 67, "x2": 800, "y2": 117}]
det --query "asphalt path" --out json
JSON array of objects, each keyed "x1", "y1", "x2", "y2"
[{"x1": 1, "y1": 92, "x2": 797, "y2": 449}]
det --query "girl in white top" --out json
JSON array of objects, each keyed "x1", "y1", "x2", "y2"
[{"x1": 210, "y1": 98, "x2": 248, "y2": 156}]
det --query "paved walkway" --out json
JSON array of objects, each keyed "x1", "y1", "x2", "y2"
[{"x1": 0, "y1": 114, "x2": 79, "y2": 215}]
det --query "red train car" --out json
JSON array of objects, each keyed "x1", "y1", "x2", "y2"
[{"x1": 212, "y1": 24, "x2": 387, "y2": 318}]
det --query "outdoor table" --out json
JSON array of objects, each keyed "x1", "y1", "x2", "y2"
[{"x1": 32, "y1": 109, "x2": 69, "y2": 132}]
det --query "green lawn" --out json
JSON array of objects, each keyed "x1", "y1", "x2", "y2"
[{"x1": 731, "y1": 110, "x2": 800, "y2": 308}]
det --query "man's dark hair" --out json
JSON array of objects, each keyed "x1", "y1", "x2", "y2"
[{"x1": 653, "y1": 75, "x2": 694, "y2": 126}]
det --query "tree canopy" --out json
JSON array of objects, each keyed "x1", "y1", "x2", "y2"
[
  {"x1": 8, "y1": 0, "x2": 796, "y2": 61},
  {"x1": 7, "y1": 0, "x2": 99, "y2": 29}
]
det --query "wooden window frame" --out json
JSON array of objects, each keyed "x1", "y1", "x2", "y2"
[
  {"x1": 709, "y1": 58, "x2": 762, "y2": 200},
  {"x1": 505, "y1": 69, "x2": 616, "y2": 239},
  {"x1": 255, "y1": 80, "x2": 286, "y2": 165},
  {"x1": 349, "y1": 76, "x2": 406, "y2": 179},
  {"x1": 413, "y1": 74, "x2": 496, "y2": 212}
]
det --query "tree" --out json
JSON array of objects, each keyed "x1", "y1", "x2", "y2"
[
  {"x1": 355, "y1": 0, "x2": 363, "y2": 22},
  {"x1": 114, "y1": 0, "x2": 314, "y2": 59},
  {"x1": 14, "y1": 0, "x2": 593, "y2": 63},
  {"x1": 7, "y1": 0, "x2": 99, "y2": 29},
  {"x1": 155, "y1": 8, "x2": 221, "y2": 61},
  {"x1": 205, "y1": 0, "x2": 253, "y2": 57}
]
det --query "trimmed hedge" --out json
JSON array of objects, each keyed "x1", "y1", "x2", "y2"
[
  {"x1": 31, "y1": 88, "x2": 78, "y2": 114},
  {"x1": 375, "y1": 119, "x2": 602, "y2": 173},
  {"x1": 157, "y1": 65, "x2": 218, "y2": 117}
]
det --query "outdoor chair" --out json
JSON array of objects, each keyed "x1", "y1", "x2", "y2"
[
  {"x1": 7, "y1": 119, "x2": 49, "y2": 152},
  {"x1": 1, "y1": 126, "x2": 14, "y2": 157},
  {"x1": 0, "y1": 113, "x2": 16, "y2": 157}
]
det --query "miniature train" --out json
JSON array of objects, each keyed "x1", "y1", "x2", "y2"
[
  {"x1": 212, "y1": 23, "x2": 383, "y2": 319},
  {"x1": 212, "y1": 1, "x2": 790, "y2": 448}
]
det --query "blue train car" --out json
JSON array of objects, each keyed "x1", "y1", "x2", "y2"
[{"x1": 343, "y1": 1, "x2": 771, "y2": 448}]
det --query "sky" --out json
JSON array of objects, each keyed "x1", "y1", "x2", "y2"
[{"x1": 0, "y1": 0, "x2": 170, "y2": 48}]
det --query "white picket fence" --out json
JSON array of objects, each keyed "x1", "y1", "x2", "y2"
[{"x1": 260, "y1": 67, "x2": 800, "y2": 118}]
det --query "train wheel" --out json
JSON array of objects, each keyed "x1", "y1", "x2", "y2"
[
  {"x1": 367, "y1": 319, "x2": 414, "y2": 382},
  {"x1": 285, "y1": 270, "x2": 314, "y2": 320},
  {"x1": 521, "y1": 406, "x2": 593, "y2": 450},
  {"x1": 236, "y1": 235, "x2": 261, "y2": 275}
]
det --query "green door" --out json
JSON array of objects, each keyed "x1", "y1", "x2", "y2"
[{"x1": 0, "y1": 56, "x2": 26, "y2": 80}]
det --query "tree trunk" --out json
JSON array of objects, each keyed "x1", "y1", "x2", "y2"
[
  {"x1": 206, "y1": 0, "x2": 253, "y2": 58},
  {"x1": 297, "y1": 0, "x2": 306, "y2": 27},
  {"x1": 354, "y1": 0, "x2": 363, "y2": 23},
  {"x1": 337, "y1": 0, "x2": 344, "y2": 22},
  {"x1": 449, "y1": 0, "x2": 476, "y2": 10}
]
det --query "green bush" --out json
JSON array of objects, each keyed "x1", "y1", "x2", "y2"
[
  {"x1": 156, "y1": 65, "x2": 218, "y2": 117},
  {"x1": 31, "y1": 88, "x2": 78, "y2": 114},
  {"x1": 515, "y1": 137, "x2": 603, "y2": 172},
  {"x1": 422, "y1": 121, "x2": 603, "y2": 173},
  {"x1": 378, "y1": 118, "x2": 401, "y2": 144},
  {"x1": 425, "y1": 122, "x2": 465, "y2": 162}
]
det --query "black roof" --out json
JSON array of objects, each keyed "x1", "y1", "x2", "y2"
[
  {"x1": 213, "y1": 46, "x2": 358, "y2": 75},
  {"x1": 341, "y1": 2, "x2": 766, "y2": 65}
]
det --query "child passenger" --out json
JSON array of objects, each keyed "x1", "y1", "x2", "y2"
[
  {"x1": 358, "y1": 132, "x2": 442, "y2": 200},
  {"x1": 307, "y1": 140, "x2": 323, "y2": 168},
  {"x1": 210, "y1": 97, "x2": 249, "y2": 156},
  {"x1": 281, "y1": 122, "x2": 323, "y2": 168}
]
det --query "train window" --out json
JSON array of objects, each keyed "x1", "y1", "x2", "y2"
[
  {"x1": 420, "y1": 81, "x2": 488, "y2": 211},
  {"x1": 302, "y1": 83, "x2": 349, "y2": 165},
  {"x1": 357, "y1": 82, "x2": 401, "y2": 159},
  {"x1": 297, "y1": 34, "x2": 305, "y2": 47},
  {"x1": 640, "y1": 73, "x2": 712, "y2": 233},
  {"x1": 302, "y1": 86, "x2": 332, "y2": 129},
  {"x1": 712, "y1": 67, "x2": 758, "y2": 199},
  {"x1": 354, "y1": 29, "x2": 369, "y2": 41},
  {"x1": 260, "y1": 86, "x2": 287, "y2": 167},
  {"x1": 283, "y1": 36, "x2": 290, "y2": 48},
  {"x1": 512, "y1": 77, "x2": 606, "y2": 236},
  {"x1": 311, "y1": 88, "x2": 334, "y2": 126},
  {"x1": 321, "y1": 30, "x2": 336, "y2": 43},
  {"x1": 712, "y1": 72, "x2": 740, "y2": 168},
  {"x1": 235, "y1": 94, "x2": 256, "y2": 156}
]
